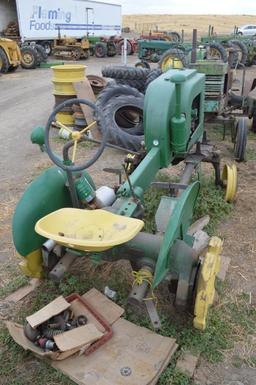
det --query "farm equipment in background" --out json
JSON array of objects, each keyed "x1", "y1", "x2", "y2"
[
  {"x1": 52, "y1": 36, "x2": 90, "y2": 60},
  {"x1": 0, "y1": 38, "x2": 21, "y2": 73},
  {"x1": 201, "y1": 25, "x2": 256, "y2": 67},
  {"x1": 190, "y1": 59, "x2": 256, "y2": 161},
  {"x1": 140, "y1": 30, "x2": 182, "y2": 43},
  {"x1": 12, "y1": 67, "x2": 237, "y2": 331}
]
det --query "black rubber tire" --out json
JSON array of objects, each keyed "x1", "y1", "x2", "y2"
[
  {"x1": 95, "y1": 42, "x2": 107, "y2": 58},
  {"x1": 158, "y1": 48, "x2": 188, "y2": 72},
  {"x1": 234, "y1": 117, "x2": 248, "y2": 162},
  {"x1": 167, "y1": 31, "x2": 181, "y2": 43},
  {"x1": 8, "y1": 65, "x2": 19, "y2": 73},
  {"x1": 145, "y1": 68, "x2": 162, "y2": 89},
  {"x1": 0, "y1": 48, "x2": 10, "y2": 73},
  {"x1": 252, "y1": 111, "x2": 256, "y2": 133},
  {"x1": 116, "y1": 78, "x2": 146, "y2": 93},
  {"x1": 207, "y1": 42, "x2": 228, "y2": 62},
  {"x1": 34, "y1": 44, "x2": 48, "y2": 63},
  {"x1": 135, "y1": 60, "x2": 151, "y2": 69},
  {"x1": 229, "y1": 39, "x2": 248, "y2": 65},
  {"x1": 117, "y1": 39, "x2": 132, "y2": 55},
  {"x1": 107, "y1": 42, "x2": 117, "y2": 57},
  {"x1": 20, "y1": 46, "x2": 38, "y2": 69},
  {"x1": 99, "y1": 95, "x2": 144, "y2": 151},
  {"x1": 41, "y1": 41, "x2": 52, "y2": 56},
  {"x1": 102, "y1": 65, "x2": 150, "y2": 81},
  {"x1": 224, "y1": 41, "x2": 239, "y2": 68},
  {"x1": 96, "y1": 83, "x2": 143, "y2": 110}
]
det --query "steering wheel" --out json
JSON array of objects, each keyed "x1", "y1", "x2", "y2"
[{"x1": 44, "y1": 98, "x2": 109, "y2": 172}]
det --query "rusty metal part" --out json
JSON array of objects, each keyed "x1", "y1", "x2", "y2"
[{"x1": 87, "y1": 75, "x2": 107, "y2": 95}]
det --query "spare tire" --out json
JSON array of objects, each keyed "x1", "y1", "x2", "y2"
[
  {"x1": 96, "y1": 83, "x2": 143, "y2": 110},
  {"x1": 20, "y1": 46, "x2": 38, "y2": 69},
  {"x1": 99, "y1": 95, "x2": 144, "y2": 151},
  {"x1": 116, "y1": 78, "x2": 146, "y2": 93},
  {"x1": 229, "y1": 39, "x2": 248, "y2": 65},
  {"x1": 145, "y1": 68, "x2": 162, "y2": 89},
  {"x1": 102, "y1": 65, "x2": 150, "y2": 81},
  {"x1": 206, "y1": 42, "x2": 228, "y2": 62},
  {"x1": 158, "y1": 48, "x2": 188, "y2": 72},
  {"x1": 95, "y1": 42, "x2": 107, "y2": 58}
]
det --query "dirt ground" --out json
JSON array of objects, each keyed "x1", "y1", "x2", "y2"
[
  {"x1": 123, "y1": 14, "x2": 256, "y2": 37},
  {"x1": 0, "y1": 56, "x2": 256, "y2": 384}
]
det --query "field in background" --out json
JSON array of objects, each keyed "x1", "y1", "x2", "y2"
[{"x1": 123, "y1": 14, "x2": 256, "y2": 38}]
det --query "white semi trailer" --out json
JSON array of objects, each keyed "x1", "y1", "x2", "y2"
[{"x1": 0, "y1": 0, "x2": 122, "y2": 53}]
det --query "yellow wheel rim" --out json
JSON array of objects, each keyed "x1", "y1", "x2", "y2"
[
  {"x1": 161, "y1": 55, "x2": 183, "y2": 72},
  {"x1": 193, "y1": 236, "x2": 223, "y2": 331},
  {"x1": 222, "y1": 163, "x2": 237, "y2": 203},
  {"x1": 208, "y1": 48, "x2": 222, "y2": 60}
]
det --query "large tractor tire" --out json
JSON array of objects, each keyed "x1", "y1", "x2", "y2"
[
  {"x1": 99, "y1": 95, "x2": 144, "y2": 151},
  {"x1": 234, "y1": 117, "x2": 248, "y2": 162},
  {"x1": 96, "y1": 83, "x2": 143, "y2": 110},
  {"x1": 107, "y1": 42, "x2": 117, "y2": 57},
  {"x1": 206, "y1": 42, "x2": 228, "y2": 62},
  {"x1": 145, "y1": 68, "x2": 162, "y2": 89},
  {"x1": 135, "y1": 60, "x2": 151, "y2": 69},
  {"x1": 167, "y1": 31, "x2": 181, "y2": 42},
  {"x1": 117, "y1": 39, "x2": 132, "y2": 55},
  {"x1": 158, "y1": 48, "x2": 188, "y2": 72},
  {"x1": 102, "y1": 65, "x2": 150, "y2": 81},
  {"x1": 224, "y1": 41, "x2": 239, "y2": 68},
  {"x1": 95, "y1": 42, "x2": 107, "y2": 58},
  {"x1": 21, "y1": 46, "x2": 38, "y2": 69},
  {"x1": 116, "y1": 79, "x2": 145, "y2": 93},
  {"x1": 229, "y1": 39, "x2": 248, "y2": 65},
  {"x1": 0, "y1": 48, "x2": 10, "y2": 73}
]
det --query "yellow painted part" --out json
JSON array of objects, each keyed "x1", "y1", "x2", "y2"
[
  {"x1": 222, "y1": 163, "x2": 238, "y2": 203},
  {"x1": 52, "y1": 81, "x2": 78, "y2": 96},
  {"x1": 35, "y1": 208, "x2": 144, "y2": 252},
  {"x1": 52, "y1": 64, "x2": 86, "y2": 82},
  {"x1": 0, "y1": 38, "x2": 21, "y2": 66},
  {"x1": 161, "y1": 56, "x2": 183, "y2": 72},
  {"x1": 56, "y1": 112, "x2": 74, "y2": 125},
  {"x1": 193, "y1": 236, "x2": 223, "y2": 331},
  {"x1": 18, "y1": 249, "x2": 44, "y2": 278}
]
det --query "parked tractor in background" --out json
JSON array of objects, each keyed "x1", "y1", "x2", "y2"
[
  {"x1": 140, "y1": 30, "x2": 182, "y2": 43},
  {"x1": 53, "y1": 36, "x2": 90, "y2": 61}
]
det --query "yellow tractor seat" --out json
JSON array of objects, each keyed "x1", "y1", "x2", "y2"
[{"x1": 35, "y1": 208, "x2": 144, "y2": 252}]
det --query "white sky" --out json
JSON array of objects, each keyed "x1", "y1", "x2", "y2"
[{"x1": 104, "y1": 0, "x2": 256, "y2": 15}]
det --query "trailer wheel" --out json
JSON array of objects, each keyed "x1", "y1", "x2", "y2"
[
  {"x1": 234, "y1": 117, "x2": 248, "y2": 162},
  {"x1": 96, "y1": 83, "x2": 143, "y2": 110},
  {"x1": 34, "y1": 44, "x2": 48, "y2": 62},
  {"x1": 95, "y1": 42, "x2": 107, "y2": 58},
  {"x1": 159, "y1": 48, "x2": 188, "y2": 72},
  {"x1": 99, "y1": 95, "x2": 144, "y2": 151},
  {"x1": 206, "y1": 42, "x2": 228, "y2": 62},
  {"x1": 229, "y1": 39, "x2": 248, "y2": 65},
  {"x1": 21, "y1": 46, "x2": 38, "y2": 69},
  {"x1": 0, "y1": 48, "x2": 10, "y2": 73},
  {"x1": 41, "y1": 41, "x2": 52, "y2": 56}
]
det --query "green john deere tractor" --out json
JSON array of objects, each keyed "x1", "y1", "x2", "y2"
[{"x1": 12, "y1": 68, "x2": 237, "y2": 331}]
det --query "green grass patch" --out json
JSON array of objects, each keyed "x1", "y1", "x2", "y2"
[{"x1": 0, "y1": 275, "x2": 29, "y2": 299}]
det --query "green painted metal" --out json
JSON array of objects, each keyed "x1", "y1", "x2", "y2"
[
  {"x1": 153, "y1": 181, "x2": 200, "y2": 288},
  {"x1": 144, "y1": 69, "x2": 205, "y2": 167},
  {"x1": 12, "y1": 167, "x2": 72, "y2": 257}
]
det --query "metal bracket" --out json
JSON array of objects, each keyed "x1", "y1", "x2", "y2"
[{"x1": 145, "y1": 299, "x2": 161, "y2": 330}]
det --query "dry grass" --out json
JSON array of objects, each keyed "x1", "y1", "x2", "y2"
[{"x1": 123, "y1": 14, "x2": 256, "y2": 38}]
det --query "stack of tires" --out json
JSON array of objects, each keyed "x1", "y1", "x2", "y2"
[
  {"x1": 20, "y1": 44, "x2": 47, "y2": 69},
  {"x1": 98, "y1": 65, "x2": 164, "y2": 151}
]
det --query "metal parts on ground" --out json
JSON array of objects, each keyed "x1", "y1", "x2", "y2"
[{"x1": 24, "y1": 309, "x2": 88, "y2": 351}]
